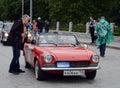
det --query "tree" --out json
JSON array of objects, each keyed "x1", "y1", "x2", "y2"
[
  {"x1": 109, "y1": 0, "x2": 120, "y2": 26},
  {"x1": 32, "y1": 0, "x2": 49, "y2": 20},
  {"x1": 0, "y1": 0, "x2": 119, "y2": 26}
]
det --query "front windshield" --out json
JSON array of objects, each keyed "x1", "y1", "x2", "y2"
[{"x1": 37, "y1": 34, "x2": 78, "y2": 46}]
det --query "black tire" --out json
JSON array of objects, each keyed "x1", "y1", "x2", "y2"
[
  {"x1": 35, "y1": 60, "x2": 46, "y2": 80},
  {"x1": 25, "y1": 61, "x2": 31, "y2": 68},
  {"x1": 85, "y1": 70, "x2": 97, "y2": 80}
]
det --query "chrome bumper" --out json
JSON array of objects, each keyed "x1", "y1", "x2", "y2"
[{"x1": 41, "y1": 65, "x2": 100, "y2": 71}]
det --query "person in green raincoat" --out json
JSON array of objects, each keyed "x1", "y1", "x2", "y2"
[{"x1": 95, "y1": 16, "x2": 114, "y2": 57}]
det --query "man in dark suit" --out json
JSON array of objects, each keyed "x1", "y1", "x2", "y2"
[{"x1": 8, "y1": 14, "x2": 30, "y2": 74}]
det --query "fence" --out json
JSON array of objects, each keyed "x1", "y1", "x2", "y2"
[{"x1": 52, "y1": 21, "x2": 115, "y2": 33}]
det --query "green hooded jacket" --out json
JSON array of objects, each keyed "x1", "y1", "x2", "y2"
[{"x1": 95, "y1": 18, "x2": 114, "y2": 45}]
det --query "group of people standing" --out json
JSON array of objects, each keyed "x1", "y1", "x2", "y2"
[
  {"x1": 89, "y1": 16, "x2": 114, "y2": 57},
  {"x1": 32, "y1": 17, "x2": 50, "y2": 34}
]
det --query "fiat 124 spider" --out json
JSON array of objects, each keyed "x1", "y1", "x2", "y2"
[{"x1": 24, "y1": 32, "x2": 100, "y2": 80}]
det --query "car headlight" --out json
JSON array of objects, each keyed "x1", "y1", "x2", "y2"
[
  {"x1": 5, "y1": 32, "x2": 9, "y2": 37},
  {"x1": 44, "y1": 55, "x2": 53, "y2": 63},
  {"x1": 92, "y1": 55, "x2": 99, "y2": 63}
]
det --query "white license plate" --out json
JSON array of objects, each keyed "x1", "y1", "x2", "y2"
[{"x1": 63, "y1": 70, "x2": 85, "y2": 76}]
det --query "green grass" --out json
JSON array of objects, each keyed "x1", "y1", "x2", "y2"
[
  {"x1": 50, "y1": 23, "x2": 120, "y2": 36},
  {"x1": 72, "y1": 23, "x2": 86, "y2": 32},
  {"x1": 113, "y1": 27, "x2": 120, "y2": 36},
  {"x1": 50, "y1": 23, "x2": 86, "y2": 33}
]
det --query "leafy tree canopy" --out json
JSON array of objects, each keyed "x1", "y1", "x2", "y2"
[{"x1": 0, "y1": 0, "x2": 119, "y2": 26}]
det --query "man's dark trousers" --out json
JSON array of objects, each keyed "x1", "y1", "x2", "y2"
[
  {"x1": 89, "y1": 27, "x2": 95, "y2": 43},
  {"x1": 100, "y1": 43, "x2": 106, "y2": 57},
  {"x1": 9, "y1": 46, "x2": 20, "y2": 72}
]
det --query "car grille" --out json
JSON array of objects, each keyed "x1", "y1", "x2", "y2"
[
  {"x1": 70, "y1": 61, "x2": 90, "y2": 67},
  {"x1": 56, "y1": 61, "x2": 90, "y2": 67}
]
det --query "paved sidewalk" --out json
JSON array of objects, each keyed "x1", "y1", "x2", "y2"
[{"x1": 75, "y1": 33, "x2": 120, "y2": 49}]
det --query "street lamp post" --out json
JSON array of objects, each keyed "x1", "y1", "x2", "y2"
[
  {"x1": 22, "y1": 0, "x2": 32, "y2": 22},
  {"x1": 30, "y1": 0, "x2": 32, "y2": 23},
  {"x1": 22, "y1": 0, "x2": 24, "y2": 17}
]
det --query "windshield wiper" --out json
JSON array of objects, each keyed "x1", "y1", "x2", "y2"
[
  {"x1": 48, "y1": 43, "x2": 57, "y2": 46},
  {"x1": 58, "y1": 43, "x2": 76, "y2": 46},
  {"x1": 39, "y1": 43, "x2": 57, "y2": 46}
]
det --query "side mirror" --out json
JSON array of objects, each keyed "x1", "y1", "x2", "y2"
[{"x1": 83, "y1": 44, "x2": 88, "y2": 48}]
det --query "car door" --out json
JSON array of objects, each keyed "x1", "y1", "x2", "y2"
[{"x1": 24, "y1": 44, "x2": 34, "y2": 65}]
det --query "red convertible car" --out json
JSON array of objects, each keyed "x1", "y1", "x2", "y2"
[{"x1": 24, "y1": 32, "x2": 100, "y2": 80}]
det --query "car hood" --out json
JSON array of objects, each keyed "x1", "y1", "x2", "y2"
[{"x1": 37, "y1": 46, "x2": 94, "y2": 61}]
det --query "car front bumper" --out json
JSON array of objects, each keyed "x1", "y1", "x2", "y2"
[{"x1": 41, "y1": 65, "x2": 100, "y2": 71}]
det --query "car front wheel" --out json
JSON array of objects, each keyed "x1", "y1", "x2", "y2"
[
  {"x1": 35, "y1": 60, "x2": 46, "y2": 80},
  {"x1": 85, "y1": 70, "x2": 97, "y2": 80}
]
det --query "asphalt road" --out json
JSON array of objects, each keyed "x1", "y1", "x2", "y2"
[{"x1": 0, "y1": 43, "x2": 120, "y2": 88}]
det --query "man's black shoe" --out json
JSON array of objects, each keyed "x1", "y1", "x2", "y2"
[
  {"x1": 16, "y1": 69, "x2": 25, "y2": 73},
  {"x1": 9, "y1": 70, "x2": 20, "y2": 75},
  {"x1": 100, "y1": 55, "x2": 104, "y2": 57}
]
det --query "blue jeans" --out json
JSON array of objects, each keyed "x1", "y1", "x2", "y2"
[
  {"x1": 9, "y1": 46, "x2": 20, "y2": 71},
  {"x1": 99, "y1": 43, "x2": 106, "y2": 56}
]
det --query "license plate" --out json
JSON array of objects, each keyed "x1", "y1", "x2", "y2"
[
  {"x1": 57, "y1": 62, "x2": 70, "y2": 67},
  {"x1": 63, "y1": 70, "x2": 85, "y2": 76}
]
